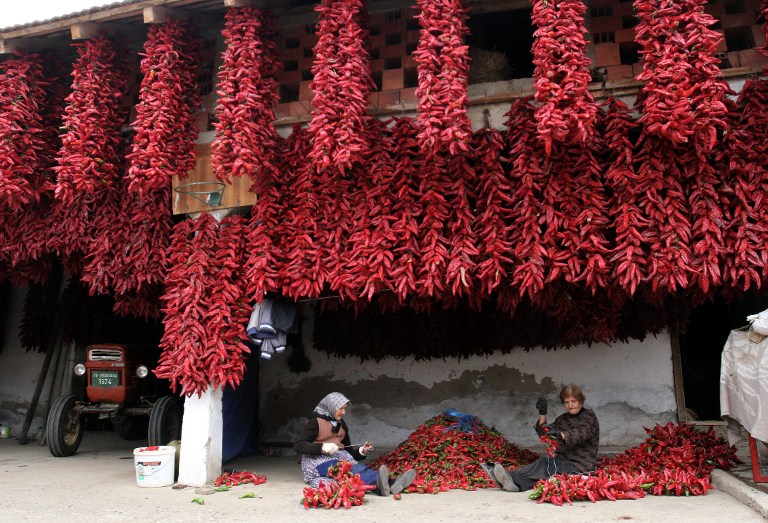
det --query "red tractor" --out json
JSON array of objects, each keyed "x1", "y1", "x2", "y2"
[{"x1": 47, "y1": 343, "x2": 182, "y2": 457}]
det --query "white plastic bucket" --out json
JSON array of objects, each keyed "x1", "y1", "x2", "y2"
[{"x1": 133, "y1": 446, "x2": 176, "y2": 487}]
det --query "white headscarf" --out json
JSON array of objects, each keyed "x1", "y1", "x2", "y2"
[{"x1": 314, "y1": 392, "x2": 350, "y2": 419}]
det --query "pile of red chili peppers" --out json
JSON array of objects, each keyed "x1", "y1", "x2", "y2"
[
  {"x1": 301, "y1": 460, "x2": 376, "y2": 509},
  {"x1": 215, "y1": 470, "x2": 267, "y2": 487},
  {"x1": 530, "y1": 422, "x2": 741, "y2": 505},
  {"x1": 371, "y1": 414, "x2": 537, "y2": 494}
]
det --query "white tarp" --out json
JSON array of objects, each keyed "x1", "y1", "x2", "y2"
[{"x1": 720, "y1": 329, "x2": 768, "y2": 445}]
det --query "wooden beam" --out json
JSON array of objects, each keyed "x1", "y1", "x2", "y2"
[
  {"x1": 70, "y1": 22, "x2": 100, "y2": 40},
  {"x1": 144, "y1": 6, "x2": 191, "y2": 23},
  {"x1": 224, "y1": 0, "x2": 255, "y2": 7},
  {"x1": 0, "y1": 37, "x2": 59, "y2": 54},
  {"x1": 143, "y1": 5, "x2": 222, "y2": 25},
  {"x1": 70, "y1": 22, "x2": 135, "y2": 41},
  {"x1": 0, "y1": 38, "x2": 21, "y2": 55},
  {"x1": 1, "y1": 0, "x2": 162, "y2": 39},
  {"x1": 224, "y1": 0, "x2": 305, "y2": 8},
  {"x1": 669, "y1": 326, "x2": 689, "y2": 423}
]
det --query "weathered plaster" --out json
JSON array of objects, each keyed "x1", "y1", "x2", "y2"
[
  {"x1": 178, "y1": 386, "x2": 223, "y2": 487},
  {"x1": 260, "y1": 309, "x2": 677, "y2": 450},
  {"x1": 0, "y1": 286, "x2": 51, "y2": 436}
]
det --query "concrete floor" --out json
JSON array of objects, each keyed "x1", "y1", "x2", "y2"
[{"x1": 0, "y1": 431, "x2": 766, "y2": 523}]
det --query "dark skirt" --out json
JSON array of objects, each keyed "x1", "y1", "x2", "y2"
[{"x1": 507, "y1": 456, "x2": 581, "y2": 491}]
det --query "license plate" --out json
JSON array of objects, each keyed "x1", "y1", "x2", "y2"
[{"x1": 92, "y1": 370, "x2": 119, "y2": 387}]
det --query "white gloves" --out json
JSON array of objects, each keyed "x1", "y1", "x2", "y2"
[
  {"x1": 321, "y1": 442, "x2": 339, "y2": 454},
  {"x1": 359, "y1": 442, "x2": 374, "y2": 456}
]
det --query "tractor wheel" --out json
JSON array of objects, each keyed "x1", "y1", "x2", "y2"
[
  {"x1": 112, "y1": 414, "x2": 149, "y2": 440},
  {"x1": 47, "y1": 394, "x2": 83, "y2": 457},
  {"x1": 148, "y1": 396, "x2": 182, "y2": 446}
]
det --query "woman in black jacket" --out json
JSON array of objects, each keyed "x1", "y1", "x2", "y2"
[{"x1": 294, "y1": 392, "x2": 415, "y2": 496}]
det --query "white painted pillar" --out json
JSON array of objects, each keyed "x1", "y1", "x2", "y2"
[
  {"x1": 176, "y1": 209, "x2": 231, "y2": 486},
  {"x1": 177, "y1": 385, "x2": 223, "y2": 486}
]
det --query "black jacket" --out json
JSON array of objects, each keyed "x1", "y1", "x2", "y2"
[{"x1": 293, "y1": 416, "x2": 366, "y2": 461}]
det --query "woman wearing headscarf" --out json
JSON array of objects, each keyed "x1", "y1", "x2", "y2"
[{"x1": 294, "y1": 392, "x2": 415, "y2": 496}]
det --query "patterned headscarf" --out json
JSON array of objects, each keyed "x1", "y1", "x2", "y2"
[{"x1": 314, "y1": 392, "x2": 350, "y2": 419}]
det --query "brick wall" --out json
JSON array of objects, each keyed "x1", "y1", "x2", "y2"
[
  {"x1": 589, "y1": 0, "x2": 766, "y2": 82},
  {"x1": 271, "y1": 0, "x2": 768, "y2": 117},
  {"x1": 275, "y1": 7, "x2": 420, "y2": 119}
]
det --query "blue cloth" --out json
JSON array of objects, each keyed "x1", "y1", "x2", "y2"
[
  {"x1": 443, "y1": 409, "x2": 483, "y2": 434},
  {"x1": 222, "y1": 347, "x2": 260, "y2": 463},
  {"x1": 315, "y1": 460, "x2": 377, "y2": 486}
]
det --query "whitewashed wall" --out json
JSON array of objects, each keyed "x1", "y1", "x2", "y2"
[
  {"x1": 0, "y1": 286, "x2": 50, "y2": 438},
  {"x1": 259, "y1": 308, "x2": 677, "y2": 451}
]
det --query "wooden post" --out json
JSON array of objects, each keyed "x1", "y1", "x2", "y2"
[
  {"x1": 18, "y1": 269, "x2": 65, "y2": 445},
  {"x1": 70, "y1": 22, "x2": 100, "y2": 40},
  {"x1": 144, "y1": 6, "x2": 187, "y2": 24},
  {"x1": 669, "y1": 326, "x2": 688, "y2": 423},
  {"x1": 0, "y1": 37, "x2": 56, "y2": 54},
  {"x1": 0, "y1": 38, "x2": 20, "y2": 55}
]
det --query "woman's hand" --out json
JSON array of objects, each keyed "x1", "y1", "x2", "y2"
[
  {"x1": 536, "y1": 396, "x2": 548, "y2": 415},
  {"x1": 359, "y1": 442, "x2": 374, "y2": 456},
  {"x1": 321, "y1": 443, "x2": 339, "y2": 454}
]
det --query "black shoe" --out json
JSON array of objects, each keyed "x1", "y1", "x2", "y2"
[
  {"x1": 390, "y1": 468, "x2": 416, "y2": 495},
  {"x1": 377, "y1": 465, "x2": 390, "y2": 496},
  {"x1": 479, "y1": 463, "x2": 502, "y2": 487},
  {"x1": 493, "y1": 463, "x2": 520, "y2": 492}
]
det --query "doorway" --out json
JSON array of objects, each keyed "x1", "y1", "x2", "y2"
[{"x1": 679, "y1": 292, "x2": 768, "y2": 420}]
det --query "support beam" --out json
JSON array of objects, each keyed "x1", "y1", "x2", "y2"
[
  {"x1": 670, "y1": 326, "x2": 689, "y2": 423},
  {"x1": 70, "y1": 22, "x2": 100, "y2": 40},
  {"x1": 0, "y1": 38, "x2": 20, "y2": 55},
  {"x1": 224, "y1": 0, "x2": 256, "y2": 6},
  {"x1": 143, "y1": 6, "x2": 191, "y2": 24},
  {"x1": 143, "y1": 5, "x2": 221, "y2": 25},
  {"x1": 0, "y1": 37, "x2": 58, "y2": 55},
  {"x1": 69, "y1": 22, "x2": 130, "y2": 40},
  {"x1": 177, "y1": 385, "x2": 223, "y2": 487}
]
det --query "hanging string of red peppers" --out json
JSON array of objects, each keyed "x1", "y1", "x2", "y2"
[
  {"x1": 413, "y1": 0, "x2": 475, "y2": 301},
  {"x1": 212, "y1": 7, "x2": 281, "y2": 184},
  {"x1": 311, "y1": 0, "x2": 376, "y2": 301},
  {"x1": 210, "y1": 7, "x2": 285, "y2": 302},
  {"x1": 54, "y1": 36, "x2": 131, "y2": 299},
  {"x1": 603, "y1": 98, "x2": 647, "y2": 296},
  {"x1": 54, "y1": 37, "x2": 131, "y2": 201},
  {"x1": 112, "y1": 19, "x2": 201, "y2": 318},
  {"x1": 387, "y1": 118, "x2": 423, "y2": 305},
  {"x1": 531, "y1": 0, "x2": 597, "y2": 156},
  {"x1": 4, "y1": 2, "x2": 768, "y2": 366},
  {"x1": 126, "y1": 19, "x2": 201, "y2": 196},
  {"x1": 633, "y1": 0, "x2": 730, "y2": 297},
  {"x1": 344, "y1": 119, "x2": 396, "y2": 303},
  {"x1": 0, "y1": 53, "x2": 67, "y2": 285},
  {"x1": 0, "y1": 52, "x2": 49, "y2": 212},
  {"x1": 504, "y1": 98, "x2": 547, "y2": 304},
  {"x1": 155, "y1": 213, "x2": 251, "y2": 396}
]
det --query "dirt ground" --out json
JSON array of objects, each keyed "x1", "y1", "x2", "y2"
[{"x1": 0, "y1": 431, "x2": 766, "y2": 523}]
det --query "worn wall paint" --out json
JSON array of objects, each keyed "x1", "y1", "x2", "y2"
[
  {"x1": 0, "y1": 286, "x2": 51, "y2": 435},
  {"x1": 179, "y1": 387, "x2": 223, "y2": 487},
  {"x1": 259, "y1": 309, "x2": 677, "y2": 451}
]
